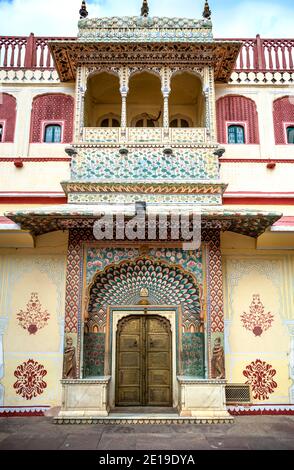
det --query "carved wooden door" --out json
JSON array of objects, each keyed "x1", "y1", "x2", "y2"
[{"x1": 116, "y1": 315, "x2": 172, "y2": 406}]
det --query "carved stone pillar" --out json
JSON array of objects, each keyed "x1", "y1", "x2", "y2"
[
  {"x1": 284, "y1": 321, "x2": 294, "y2": 403},
  {"x1": 203, "y1": 66, "x2": 217, "y2": 142},
  {"x1": 119, "y1": 67, "x2": 130, "y2": 130},
  {"x1": 160, "y1": 68, "x2": 172, "y2": 136},
  {"x1": 0, "y1": 318, "x2": 8, "y2": 405},
  {"x1": 74, "y1": 66, "x2": 87, "y2": 141}
]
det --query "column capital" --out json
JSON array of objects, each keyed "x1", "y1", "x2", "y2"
[
  {"x1": 0, "y1": 318, "x2": 8, "y2": 335},
  {"x1": 284, "y1": 320, "x2": 294, "y2": 336}
]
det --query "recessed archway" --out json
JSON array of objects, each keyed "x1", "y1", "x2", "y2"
[
  {"x1": 84, "y1": 72, "x2": 121, "y2": 127},
  {"x1": 169, "y1": 72, "x2": 205, "y2": 127},
  {"x1": 128, "y1": 72, "x2": 163, "y2": 127},
  {"x1": 83, "y1": 257, "x2": 204, "y2": 380}
]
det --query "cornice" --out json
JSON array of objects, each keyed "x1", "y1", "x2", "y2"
[{"x1": 49, "y1": 41, "x2": 241, "y2": 83}]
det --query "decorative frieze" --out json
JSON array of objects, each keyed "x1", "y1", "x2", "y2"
[
  {"x1": 230, "y1": 70, "x2": 294, "y2": 85},
  {"x1": 82, "y1": 127, "x2": 207, "y2": 144},
  {"x1": 77, "y1": 16, "x2": 213, "y2": 43},
  {"x1": 70, "y1": 145, "x2": 218, "y2": 181},
  {"x1": 49, "y1": 41, "x2": 241, "y2": 82},
  {"x1": 0, "y1": 69, "x2": 60, "y2": 83},
  {"x1": 68, "y1": 192, "x2": 222, "y2": 205}
]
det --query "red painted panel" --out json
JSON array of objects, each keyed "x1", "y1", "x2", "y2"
[
  {"x1": 30, "y1": 93, "x2": 74, "y2": 143},
  {"x1": 273, "y1": 96, "x2": 294, "y2": 144},
  {"x1": 216, "y1": 95, "x2": 260, "y2": 144},
  {"x1": 0, "y1": 93, "x2": 16, "y2": 142}
]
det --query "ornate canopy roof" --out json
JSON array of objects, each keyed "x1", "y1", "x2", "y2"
[
  {"x1": 49, "y1": 15, "x2": 241, "y2": 82},
  {"x1": 77, "y1": 16, "x2": 214, "y2": 42},
  {"x1": 6, "y1": 205, "x2": 282, "y2": 238}
]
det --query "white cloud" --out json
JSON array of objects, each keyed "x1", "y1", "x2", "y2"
[{"x1": 0, "y1": 0, "x2": 293, "y2": 37}]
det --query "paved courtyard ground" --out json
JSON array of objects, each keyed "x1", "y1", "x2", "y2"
[{"x1": 0, "y1": 415, "x2": 294, "y2": 450}]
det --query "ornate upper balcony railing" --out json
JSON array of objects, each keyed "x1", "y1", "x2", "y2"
[
  {"x1": 220, "y1": 35, "x2": 294, "y2": 72},
  {"x1": 0, "y1": 34, "x2": 75, "y2": 69},
  {"x1": 82, "y1": 127, "x2": 208, "y2": 145},
  {"x1": 0, "y1": 34, "x2": 293, "y2": 72}
]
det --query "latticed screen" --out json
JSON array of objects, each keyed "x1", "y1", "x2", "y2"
[{"x1": 225, "y1": 384, "x2": 252, "y2": 403}]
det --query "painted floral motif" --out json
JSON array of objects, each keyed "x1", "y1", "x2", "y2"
[
  {"x1": 241, "y1": 294, "x2": 274, "y2": 336},
  {"x1": 13, "y1": 359, "x2": 47, "y2": 400},
  {"x1": 87, "y1": 257, "x2": 201, "y2": 331},
  {"x1": 243, "y1": 359, "x2": 277, "y2": 400},
  {"x1": 17, "y1": 293, "x2": 50, "y2": 335},
  {"x1": 86, "y1": 247, "x2": 202, "y2": 285}
]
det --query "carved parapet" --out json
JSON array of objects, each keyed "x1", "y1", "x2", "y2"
[
  {"x1": 70, "y1": 142, "x2": 220, "y2": 182},
  {"x1": 82, "y1": 127, "x2": 207, "y2": 144},
  {"x1": 56, "y1": 377, "x2": 111, "y2": 421}
]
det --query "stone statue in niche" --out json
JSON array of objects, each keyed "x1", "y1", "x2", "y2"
[
  {"x1": 211, "y1": 337, "x2": 225, "y2": 379},
  {"x1": 63, "y1": 336, "x2": 77, "y2": 379}
]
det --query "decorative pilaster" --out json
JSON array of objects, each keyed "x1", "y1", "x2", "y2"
[
  {"x1": 160, "y1": 67, "x2": 172, "y2": 137},
  {"x1": 202, "y1": 230, "x2": 225, "y2": 380},
  {"x1": 74, "y1": 66, "x2": 87, "y2": 141},
  {"x1": 284, "y1": 321, "x2": 294, "y2": 403},
  {"x1": 14, "y1": 89, "x2": 33, "y2": 158},
  {"x1": 203, "y1": 66, "x2": 217, "y2": 142},
  {"x1": 0, "y1": 318, "x2": 8, "y2": 405},
  {"x1": 119, "y1": 67, "x2": 130, "y2": 131}
]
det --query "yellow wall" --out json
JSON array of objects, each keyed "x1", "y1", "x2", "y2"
[
  {"x1": 0, "y1": 231, "x2": 67, "y2": 407},
  {"x1": 222, "y1": 232, "x2": 294, "y2": 404}
]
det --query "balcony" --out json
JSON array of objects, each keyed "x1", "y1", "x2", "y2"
[{"x1": 82, "y1": 127, "x2": 208, "y2": 145}]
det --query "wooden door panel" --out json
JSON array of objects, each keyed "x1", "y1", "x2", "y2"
[
  {"x1": 146, "y1": 316, "x2": 172, "y2": 406},
  {"x1": 147, "y1": 388, "x2": 171, "y2": 406},
  {"x1": 116, "y1": 317, "x2": 142, "y2": 406},
  {"x1": 118, "y1": 388, "x2": 141, "y2": 405},
  {"x1": 119, "y1": 352, "x2": 140, "y2": 368},
  {"x1": 116, "y1": 315, "x2": 172, "y2": 407},
  {"x1": 148, "y1": 352, "x2": 170, "y2": 368},
  {"x1": 148, "y1": 369, "x2": 170, "y2": 385},
  {"x1": 147, "y1": 334, "x2": 170, "y2": 350}
]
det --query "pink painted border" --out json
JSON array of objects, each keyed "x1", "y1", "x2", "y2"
[
  {"x1": 283, "y1": 121, "x2": 294, "y2": 145},
  {"x1": 0, "y1": 119, "x2": 6, "y2": 142},
  {"x1": 41, "y1": 120, "x2": 65, "y2": 144},
  {"x1": 226, "y1": 120, "x2": 248, "y2": 144}
]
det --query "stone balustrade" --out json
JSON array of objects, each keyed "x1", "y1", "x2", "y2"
[{"x1": 82, "y1": 127, "x2": 208, "y2": 145}]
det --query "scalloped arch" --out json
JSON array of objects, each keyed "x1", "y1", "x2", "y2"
[{"x1": 86, "y1": 256, "x2": 201, "y2": 332}]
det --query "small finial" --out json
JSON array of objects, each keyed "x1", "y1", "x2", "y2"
[
  {"x1": 141, "y1": 0, "x2": 149, "y2": 17},
  {"x1": 202, "y1": 1, "x2": 212, "y2": 20},
  {"x1": 79, "y1": 1, "x2": 88, "y2": 19}
]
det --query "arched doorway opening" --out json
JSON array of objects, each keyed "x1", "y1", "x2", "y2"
[
  {"x1": 128, "y1": 72, "x2": 163, "y2": 127},
  {"x1": 116, "y1": 314, "x2": 172, "y2": 407},
  {"x1": 169, "y1": 72, "x2": 205, "y2": 127},
  {"x1": 83, "y1": 257, "x2": 204, "y2": 381},
  {"x1": 84, "y1": 72, "x2": 121, "y2": 127}
]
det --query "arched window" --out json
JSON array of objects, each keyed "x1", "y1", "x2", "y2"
[
  {"x1": 273, "y1": 97, "x2": 294, "y2": 144},
  {"x1": 135, "y1": 117, "x2": 155, "y2": 128},
  {"x1": 44, "y1": 124, "x2": 62, "y2": 143},
  {"x1": 30, "y1": 94, "x2": 74, "y2": 143},
  {"x1": 100, "y1": 117, "x2": 120, "y2": 127},
  {"x1": 170, "y1": 118, "x2": 190, "y2": 128},
  {"x1": 216, "y1": 95, "x2": 259, "y2": 144},
  {"x1": 0, "y1": 94, "x2": 17, "y2": 143},
  {"x1": 228, "y1": 125, "x2": 245, "y2": 144},
  {"x1": 287, "y1": 126, "x2": 294, "y2": 144}
]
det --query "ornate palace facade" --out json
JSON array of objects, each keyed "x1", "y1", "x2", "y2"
[{"x1": 0, "y1": 1, "x2": 293, "y2": 422}]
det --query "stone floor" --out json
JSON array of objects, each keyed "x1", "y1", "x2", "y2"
[{"x1": 0, "y1": 415, "x2": 294, "y2": 450}]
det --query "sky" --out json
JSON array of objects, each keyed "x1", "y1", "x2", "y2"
[{"x1": 0, "y1": 0, "x2": 293, "y2": 38}]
